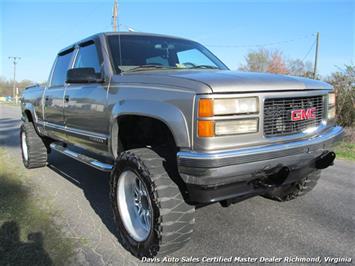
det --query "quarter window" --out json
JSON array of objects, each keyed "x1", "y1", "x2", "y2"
[{"x1": 74, "y1": 43, "x2": 101, "y2": 73}]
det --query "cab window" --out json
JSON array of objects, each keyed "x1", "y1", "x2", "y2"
[
  {"x1": 50, "y1": 49, "x2": 74, "y2": 87},
  {"x1": 74, "y1": 42, "x2": 101, "y2": 73}
]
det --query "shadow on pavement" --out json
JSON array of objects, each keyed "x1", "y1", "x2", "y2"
[
  {"x1": 0, "y1": 114, "x2": 121, "y2": 248},
  {"x1": 0, "y1": 221, "x2": 53, "y2": 266},
  {"x1": 0, "y1": 118, "x2": 21, "y2": 148},
  {"x1": 47, "y1": 152, "x2": 119, "y2": 238}
]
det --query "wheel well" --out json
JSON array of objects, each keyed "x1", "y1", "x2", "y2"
[
  {"x1": 114, "y1": 115, "x2": 188, "y2": 196},
  {"x1": 23, "y1": 109, "x2": 53, "y2": 152},
  {"x1": 115, "y1": 115, "x2": 177, "y2": 153},
  {"x1": 24, "y1": 110, "x2": 34, "y2": 122}
]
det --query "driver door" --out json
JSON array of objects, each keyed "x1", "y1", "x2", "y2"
[{"x1": 64, "y1": 40, "x2": 109, "y2": 154}]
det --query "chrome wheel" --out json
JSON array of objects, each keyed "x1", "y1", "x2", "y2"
[
  {"x1": 21, "y1": 131, "x2": 28, "y2": 161},
  {"x1": 110, "y1": 148, "x2": 195, "y2": 258},
  {"x1": 117, "y1": 170, "x2": 153, "y2": 242}
]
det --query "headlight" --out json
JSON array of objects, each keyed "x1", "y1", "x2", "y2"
[
  {"x1": 214, "y1": 98, "x2": 258, "y2": 115},
  {"x1": 197, "y1": 97, "x2": 259, "y2": 137},
  {"x1": 198, "y1": 97, "x2": 258, "y2": 117},
  {"x1": 197, "y1": 119, "x2": 258, "y2": 137},
  {"x1": 328, "y1": 107, "x2": 336, "y2": 120},
  {"x1": 215, "y1": 119, "x2": 258, "y2": 135},
  {"x1": 328, "y1": 93, "x2": 336, "y2": 107},
  {"x1": 328, "y1": 92, "x2": 336, "y2": 120}
]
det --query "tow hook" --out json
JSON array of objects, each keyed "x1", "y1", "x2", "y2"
[
  {"x1": 250, "y1": 166, "x2": 290, "y2": 189},
  {"x1": 315, "y1": 151, "x2": 336, "y2": 169}
]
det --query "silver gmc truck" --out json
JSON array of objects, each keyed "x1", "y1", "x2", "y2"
[{"x1": 21, "y1": 32, "x2": 344, "y2": 258}]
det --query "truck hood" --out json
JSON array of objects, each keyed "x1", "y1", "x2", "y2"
[
  {"x1": 164, "y1": 70, "x2": 332, "y2": 93},
  {"x1": 119, "y1": 70, "x2": 332, "y2": 93}
]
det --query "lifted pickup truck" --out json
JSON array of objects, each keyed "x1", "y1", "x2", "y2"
[{"x1": 21, "y1": 32, "x2": 343, "y2": 258}]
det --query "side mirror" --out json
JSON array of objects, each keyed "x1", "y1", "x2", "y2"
[{"x1": 66, "y1": 68, "x2": 103, "y2": 83}]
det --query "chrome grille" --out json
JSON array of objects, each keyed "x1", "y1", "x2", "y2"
[{"x1": 264, "y1": 96, "x2": 324, "y2": 137}]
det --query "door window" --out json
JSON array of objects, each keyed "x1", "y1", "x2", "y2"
[
  {"x1": 74, "y1": 43, "x2": 101, "y2": 73},
  {"x1": 50, "y1": 49, "x2": 74, "y2": 87}
]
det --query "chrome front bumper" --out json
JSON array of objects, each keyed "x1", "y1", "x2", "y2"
[{"x1": 177, "y1": 126, "x2": 344, "y2": 186}]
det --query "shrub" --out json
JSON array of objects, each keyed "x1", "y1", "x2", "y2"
[{"x1": 326, "y1": 65, "x2": 355, "y2": 127}]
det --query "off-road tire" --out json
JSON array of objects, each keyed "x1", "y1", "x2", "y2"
[
  {"x1": 110, "y1": 148, "x2": 195, "y2": 258},
  {"x1": 20, "y1": 122, "x2": 48, "y2": 168},
  {"x1": 262, "y1": 170, "x2": 321, "y2": 202}
]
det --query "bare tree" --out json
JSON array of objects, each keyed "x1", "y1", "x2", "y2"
[
  {"x1": 267, "y1": 50, "x2": 288, "y2": 74},
  {"x1": 0, "y1": 76, "x2": 35, "y2": 97},
  {"x1": 288, "y1": 59, "x2": 313, "y2": 77},
  {"x1": 239, "y1": 48, "x2": 270, "y2": 72},
  {"x1": 239, "y1": 48, "x2": 314, "y2": 77}
]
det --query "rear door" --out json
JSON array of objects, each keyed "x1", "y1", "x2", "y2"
[
  {"x1": 43, "y1": 48, "x2": 75, "y2": 141},
  {"x1": 64, "y1": 40, "x2": 109, "y2": 154}
]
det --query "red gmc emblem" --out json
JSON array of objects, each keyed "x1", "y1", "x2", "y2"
[{"x1": 291, "y1": 107, "x2": 316, "y2": 121}]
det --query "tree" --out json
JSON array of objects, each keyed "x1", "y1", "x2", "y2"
[
  {"x1": 239, "y1": 48, "x2": 313, "y2": 77},
  {"x1": 267, "y1": 50, "x2": 288, "y2": 74},
  {"x1": 239, "y1": 48, "x2": 270, "y2": 72},
  {"x1": 288, "y1": 59, "x2": 313, "y2": 77},
  {"x1": 0, "y1": 77, "x2": 35, "y2": 97},
  {"x1": 326, "y1": 65, "x2": 355, "y2": 127},
  {"x1": 0, "y1": 77, "x2": 13, "y2": 97}
]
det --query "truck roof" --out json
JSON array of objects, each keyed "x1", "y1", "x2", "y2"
[{"x1": 58, "y1": 32, "x2": 193, "y2": 55}]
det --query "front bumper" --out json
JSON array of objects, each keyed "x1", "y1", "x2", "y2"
[{"x1": 177, "y1": 126, "x2": 344, "y2": 203}]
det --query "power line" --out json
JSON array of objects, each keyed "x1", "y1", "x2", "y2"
[{"x1": 301, "y1": 39, "x2": 316, "y2": 62}]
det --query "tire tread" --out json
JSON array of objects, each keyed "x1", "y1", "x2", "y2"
[
  {"x1": 21, "y1": 122, "x2": 47, "y2": 169},
  {"x1": 110, "y1": 148, "x2": 195, "y2": 258}
]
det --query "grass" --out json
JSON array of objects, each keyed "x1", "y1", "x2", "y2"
[
  {"x1": 0, "y1": 149, "x2": 76, "y2": 265},
  {"x1": 334, "y1": 127, "x2": 355, "y2": 161},
  {"x1": 335, "y1": 142, "x2": 355, "y2": 161}
]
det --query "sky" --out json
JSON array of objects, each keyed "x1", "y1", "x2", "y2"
[{"x1": 0, "y1": 0, "x2": 354, "y2": 82}]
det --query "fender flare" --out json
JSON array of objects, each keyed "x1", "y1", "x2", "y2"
[
  {"x1": 109, "y1": 99, "x2": 191, "y2": 156},
  {"x1": 22, "y1": 103, "x2": 37, "y2": 122}
]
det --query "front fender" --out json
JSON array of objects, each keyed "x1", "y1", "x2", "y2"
[
  {"x1": 22, "y1": 103, "x2": 37, "y2": 122},
  {"x1": 110, "y1": 99, "x2": 191, "y2": 149}
]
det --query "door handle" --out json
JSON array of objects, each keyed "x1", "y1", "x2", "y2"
[{"x1": 64, "y1": 95, "x2": 70, "y2": 102}]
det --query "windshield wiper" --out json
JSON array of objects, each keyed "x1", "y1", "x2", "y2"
[
  {"x1": 189, "y1": 65, "x2": 219, "y2": 69},
  {"x1": 124, "y1": 64, "x2": 218, "y2": 72},
  {"x1": 125, "y1": 65, "x2": 174, "y2": 72}
]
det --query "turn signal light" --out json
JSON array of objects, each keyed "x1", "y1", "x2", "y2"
[
  {"x1": 198, "y1": 99, "x2": 214, "y2": 117},
  {"x1": 198, "y1": 120, "x2": 215, "y2": 137}
]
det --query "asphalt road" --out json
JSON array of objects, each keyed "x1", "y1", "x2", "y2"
[{"x1": 1, "y1": 104, "x2": 354, "y2": 265}]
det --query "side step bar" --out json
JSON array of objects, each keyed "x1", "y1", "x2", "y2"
[{"x1": 50, "y1": 143, "x2": 113, "y2": 172}]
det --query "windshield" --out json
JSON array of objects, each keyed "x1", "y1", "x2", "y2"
[{"x1": 107, "y1": 34, "x2": 228, "y2": 72}]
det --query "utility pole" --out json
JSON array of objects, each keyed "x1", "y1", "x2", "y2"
[
  {"x1": 112, "y1": 0, "x2": 118, "y2": 32},
  {"x1": 313, "y1": 32, "x2": 319, "y2": 79},
  {"x1": 8, "y1": 56, "x2": 21, "y2": 102}
]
